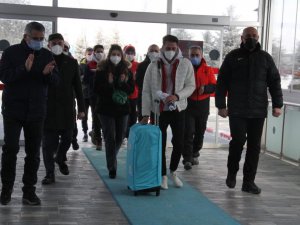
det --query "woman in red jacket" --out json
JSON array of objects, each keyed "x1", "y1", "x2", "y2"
[{"x1": 182, "y1": 46, "x2": 217, "y2": 170}]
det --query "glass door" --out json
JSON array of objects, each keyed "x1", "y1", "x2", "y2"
[{"x1": 169, "y1": 24, "x2": 230, "y2": 147}]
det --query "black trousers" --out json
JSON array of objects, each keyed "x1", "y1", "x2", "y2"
[
  {"x1": 126, "y1": 98, "x2": 138, "y2": 138},
  {"x1": 183, "y1": 99, "x2": 209, "y2": 162},
  {"x1": 99, "y1": 114, "x2": 128, "y2": 172},
  {"x1": 228, "y1": 117, "x2": 265, "y2": 183},
  {"x1": 42, "y1": 129, "x2": 73, "y2": 174},
  {"x1": 159, "y1": 110, "x2": 185, "y2": 176},
  {"x1": 1, "y1": 116, "x2": 43, "y2": 194},
  {"x1": 72, "y1": 119, "x2": 78, "y2": 143},
  {"x1": 137, "y1": 96, "x2": 143, "y2": 122},
  {"x1": 90, "y1": 96, "x2": 102, "y2": 142},
  {"x1": 81, "y1": 98, "x2": 91, "y2": 134}
]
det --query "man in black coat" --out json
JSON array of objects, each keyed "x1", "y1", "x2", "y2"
[
  {"x1": 215, "y1": 27, "x2": 283, "y2": 194},
  {"x1": 41, "y1": 33, "x2": 85, "y2": 185},
  {"x1": 0, "y1": 22, "x2": 59, "y2": 205},
  {"x1": 136, "y1": 44, "x2": 160, "y2": 121}
]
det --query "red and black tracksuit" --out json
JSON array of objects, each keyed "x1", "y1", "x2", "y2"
[{"x1": 183, "y1": 59, "x2": 216, "y2": 163}]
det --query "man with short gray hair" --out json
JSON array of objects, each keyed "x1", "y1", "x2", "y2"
[{"x1": 0, "y1": 21, "x2": 59, "y2": 205}]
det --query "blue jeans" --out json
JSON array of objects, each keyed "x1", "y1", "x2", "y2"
[{"x1": 99, "y1": 114, "x2": 128, "y2": 172}]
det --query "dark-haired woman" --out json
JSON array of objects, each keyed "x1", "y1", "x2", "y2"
[{"x1": 94, "y1": 44, "x2": 134, "y2": 179}]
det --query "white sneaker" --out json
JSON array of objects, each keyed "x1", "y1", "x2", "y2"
[
  {"x1": 170, "y1": 172, "x2": 183, "y2": 188},
  {"x1": 161, "y1": 175, "x2": 168, "y2": 190}
]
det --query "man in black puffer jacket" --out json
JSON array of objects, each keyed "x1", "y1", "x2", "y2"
[
  {"x1": 0, "y1": 22, "x2": 59, "y2": 205},
  {"x1": 215, "y1": 27, "x2": 283, "y2": 195}
]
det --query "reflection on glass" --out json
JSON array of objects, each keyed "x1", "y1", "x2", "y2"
[
  {"x1": 0, "y1": 19, "x2": 52, "y2": 46},
  {"x1": 58, "y1": 18, "x2": 166, "y2": 61},
  {"x1": 58, "y1": 0, "x2": 167, "y2": 13},
  {"x1": 293, "y1": 0, "x2": 300, "y2": 90},
  {"x1": 0, "y1": 0, "x2": 52, "y2": 6},
  {"x1": 172, "y1": 0, "x2": 259, "y2": 21},
  {"x1": 278, "y1": 0, "x2": 297, "y2": 91},
  {"x1": 223, "y1": 26, "x2": 244, "y2": 59},
  {"x1": 170, "y1": 28, "x2": 222, "y2": 67},
  {"x1": 270, "y1": 0, "x2": 283, "y2": 68}
]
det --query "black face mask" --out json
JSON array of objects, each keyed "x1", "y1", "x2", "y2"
[{"x1": 244, "y1": 38, "x2": 257, "y2": 50}]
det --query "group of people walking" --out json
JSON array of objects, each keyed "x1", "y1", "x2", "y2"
[{"x1": 0, "y1": 21, "x2": 282, "y2": 206}]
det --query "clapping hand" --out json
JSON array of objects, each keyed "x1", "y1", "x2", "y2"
[
  {"x1": 25, "y1": 54, "x2": 34, "y2": 72},
  {"x1": 42, "y1": 61, "x2": 55, "y2": 75}
]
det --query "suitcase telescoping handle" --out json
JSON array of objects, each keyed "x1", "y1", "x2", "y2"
[{"x1": 154, "y1": 99, "x2": 160, "y2": 126}]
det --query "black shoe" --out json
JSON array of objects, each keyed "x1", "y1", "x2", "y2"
[
  {"x1": 89, "y1": 131, "x2": 97, "y2": 145},
  {"x1": 0, "y1": 189, "x2": 12, "y2": 205},
  {"x1": 96, "y1": 140, "x2": 102, "y2": 151},
  {"x1": 192, "y1": 157, "x2": 199, "y2": 165},
  {"x1": 242, "y1": 182, "x2": 261, "y2": 194},
  {"x1": 109, "y1": 170, "x2": 116, "y2": 179},
  {"x1": 184, "y1": 162, "x2": 192, "y2": 170},
  {"x1": 226, "y1": 172, "x2": 237, "y2": 188},
  {"x1": 55, "y1": 160, "x2": 69, "y2": 175},
  {"x1": 83, "y1": 134, "x2": 88, "y2": 142},
  {"x1": 42, "y1": 173, "x2": 55, "y2": 185},
  {"x1": 22, "y1": 192, "x2": 41, "y2": 205},
  {"x1": 72, "y1": 141, "x2": 79, "y2": 150}
]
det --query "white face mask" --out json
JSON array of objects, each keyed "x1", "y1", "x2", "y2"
[
  {"x1": 63, "y1": 51, "x2": 69, "y2": 56},
  {"x1": 164, "y1": 50, "x2": 176, "y2": 61},
  {"x1": 110, "y1": 55, "x2": 121, "y2": 65},
  {"x1": 126, "y1": 54, "x2": 135, "y2": 62},
  {"x1": 148, "y1": 52, "x2": 160, "y2": 62},
  {"x1": 51, "y1": 45, "x2": 63, "y2": 55},
  {"x1": 95, "y1": 52, "x2": 104, "y2": 61}
]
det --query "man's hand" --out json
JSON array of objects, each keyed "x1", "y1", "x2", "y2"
[
  {"x1": 140, "y1": 116, "x2": 149, "y2": 125},
  {"x1": 77, "y1": 112, "x2": 85, "y2": 120},
  {"x1": 218, "y1": 108, "x2": 228, "y2": 118},
  {"x1": 198, "y1": 86, "x2": 205, "y2": 95},
  {"x1": 272, "y1": 108, "x2": 281, "y2": 117},
  {"x1": 42, "y1": 61, "x2": 55, "y2": 75},
  {"x1": 165, "y1": 95, "x2": 178, "y2": 104},
  {"x1": 25, "y1": 54, "x2": 34, "y2": 72}
]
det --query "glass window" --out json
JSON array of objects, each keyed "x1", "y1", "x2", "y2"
[
  {"x1": 58, "y1": 0, "x2": 167, "y2": 13},
  {"x1": 171, "y1": 28, "x2": 222, "y2": 67},
  {"x1": 0, "y1": 0, "x2": 52, "y2": 6},
  {"x1": 223, "y1": 26, "x2": 244, "y2": 59},
  {"x1": 0, "y1": 18, "x2": 52, "y2": 46},
  {"x1": 58, "y1": 18, "x2": 166, "y2": 61},
  {"x1": 172, "y1": 0, "x2": 259, "y2": 21},
  {"x1": 278, "y1": 0, "x2": 297, "y2": 90},
  {"x1": 293, "y1": 1, "x2": 300, "y2": 91},
  {"x1": 270, "y1": 0, "x2": 283, "y2": 67}
]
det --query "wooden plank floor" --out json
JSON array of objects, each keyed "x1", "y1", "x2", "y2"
[{"x1": 0, "y1": 139, "x2": 299, "y2": 225}]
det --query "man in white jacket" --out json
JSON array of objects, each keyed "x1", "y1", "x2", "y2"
[{"x1": 141, "y1": 35, "x2": 195, "y2": 189}]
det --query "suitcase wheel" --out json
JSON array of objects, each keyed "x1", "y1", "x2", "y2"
[{"x1": 134, "y1": 191, "x2": 138, "y2": 196}]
